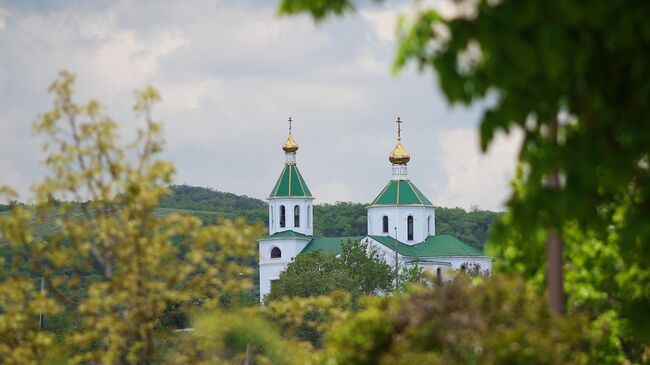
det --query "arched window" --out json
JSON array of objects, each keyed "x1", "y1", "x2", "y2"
[
  {"x1": 382, "y1": 216, "x2": 389, "y2": 233},
  {"x1": 427, "y1": 215, "x2": 431, "y2": 235},
  {"x1": 407, "y1": 215, "x2": 414, "y2": 241},
  {"x1": 279, "y1": 205, "x2": 286, "y2": 228},
  {"x1": 294, "y1": 205, "x2": 300, "y2": 227},
  {"x1": 436, "y1": 267, "x2": 442, "y2": 282},
  {"x1": 271, "y1": 247, "x2": 281, "y2": 259}
]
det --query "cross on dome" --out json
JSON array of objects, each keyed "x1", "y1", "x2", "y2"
[
  {"x1": 282, "y1": 116, "x2": 299, "y2": 153},
  {"x1": 397, "y1": 116, "x2": 402, "y2": 140},
  {"x1": 389, "y1": 116, "x2": 410, "y2": 165}
]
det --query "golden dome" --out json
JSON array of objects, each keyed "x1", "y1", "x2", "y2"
[
  {"x1": 389, "y1": 141, "x2": 410, "y2": 165},
  {"x1": 283, "y1": 134, "x2": 299, "y2": 153}
]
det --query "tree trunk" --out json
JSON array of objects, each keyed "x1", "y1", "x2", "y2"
[{"x1": 546, "y1": 118, "x2": 565, "y2": 315}]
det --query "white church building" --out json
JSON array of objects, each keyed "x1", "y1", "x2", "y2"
[{"x1": 258, "y1": 118, "x2": 492, "y2": 300}]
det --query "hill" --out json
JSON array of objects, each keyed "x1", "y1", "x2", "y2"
[
  {"x1": 0, "y1": 185, "x2": 501, "y2": 249},
  {"x1": 160, "y1": 185, "x2": 502, "y2": 249}
]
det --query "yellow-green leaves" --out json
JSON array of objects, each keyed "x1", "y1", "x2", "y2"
[
  {"x1": 0, "y1": 71, "x2": 262, "y2": 364},
  {"x1": 0, "y1": 278, "x2": 61, "y2": 365}
]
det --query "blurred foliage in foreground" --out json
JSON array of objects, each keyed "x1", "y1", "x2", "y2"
[
  {"x1": 170, "y1": 275, "x2": 622, "y2": 365},
  {"x1": 0, "y1": 72, "x2": 262, "y2": 364},
  {"x1": 0, "y1": 71, "x2": 642, "y2": 364},
  {"x1": 277, "y1": 0, "x2": 650, "y2": 361}
]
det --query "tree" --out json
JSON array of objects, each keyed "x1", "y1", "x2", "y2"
[
  {"x1": 320, "y1": 276, "x2": 622, "y2": 365},
  {"x1": 266, "y1": 240, "x2": 420, "y2": 303},
  {"x1": 0, "y1": 71, "x2": 262, "y2": 364},
  {"x1": 277, "y1": 0, "x2": 650, "y2": 339}
]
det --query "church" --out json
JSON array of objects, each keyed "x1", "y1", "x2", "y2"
[{"x1": 258, "y1": 118, "x2": 492, "y2": 300}]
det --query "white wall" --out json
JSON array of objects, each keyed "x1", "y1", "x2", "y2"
[
  {"x1": 367, "y1": 205, "x2": 435, "y2": 244},
  {"x1": 268, "y1": 197, "x2": 314, "y2": 236},
  {"x1": 258, "y1": 237, "x2": 310, "y2": 301},
  {"x1": 363, "y1": 237, "x2": 492, "y2": 281}
]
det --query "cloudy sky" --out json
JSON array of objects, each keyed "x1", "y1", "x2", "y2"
[{"x1": 0, "y1": 0, "x2": 520, "y2": 211}]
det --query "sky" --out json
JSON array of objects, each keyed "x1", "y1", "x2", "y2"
[{"x1": 0, "y1": 0, "x2": 520, "y2": 211}]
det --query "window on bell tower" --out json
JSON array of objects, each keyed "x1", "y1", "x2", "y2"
[
  {"x1": 382, "y1": 216, "x2": 389, "y2": 233},
  {"x1": 271, "y1": 247, "x2": 281, "y2": 259},
  {"x1": 280, "y1": 205, "x2": 286, "y2": 228},
  {"x1": 407, "y1": 215, "x2": 414, "y2": 241},
  {"x1": 294, "y1": 205, "x2": 300, "y2": 227}
]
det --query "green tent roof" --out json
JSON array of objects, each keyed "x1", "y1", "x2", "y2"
[
  {"x1": 270, "y1": 164, "x2": 313, "y2": 198},
  {"x1": 370, "y1": 180, "x2": 432, "y2": 206}
]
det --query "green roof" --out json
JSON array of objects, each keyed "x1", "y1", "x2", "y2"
[
  {"x1": 270, "y1": 164, "x2": 313, "y2": 198},
  {"x1": 266, "y1": 230, "x2": 311, "y2": 239},
  {"x1": 300, "y1": 236, "x2": 363, "y2": 255},
  {"x1": 368, "y1": 235, "x2": 483, "y2": 257},
  {"x1": 297, "y1": 234, "x2": 483, "y2": 258},
  {"x1": 371, "y1": 180, "x2": 432, "y2": 206}
]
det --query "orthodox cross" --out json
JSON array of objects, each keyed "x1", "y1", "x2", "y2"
[
  {"x1": 396, "y1": 117, "x2": 402, "y2": 141},
  {"x1": 288, "y1": 117, "x2": 293, "y2": 135}
]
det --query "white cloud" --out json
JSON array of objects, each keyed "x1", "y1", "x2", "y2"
[
  {"x1": 0, "y1": 7, "x2": 8, "y2": 30},
  {"x1": 0, "y1": 158, "x2": 30, "y2": 201},
  {"x1": 431, "y1": 128, "x2": 521, "y2": 211},
  {"x1": 0, "y1": 0, "x2": 518, "y2": 212}
]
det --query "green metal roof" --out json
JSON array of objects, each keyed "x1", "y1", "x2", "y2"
[
  {"x1": 270, "y1": 164, "x2": 313, "y2": 198},
  {"x1": 371, "y1": 180, "x2": 432, "y2": 206},
  {"x1": 368, "y1": 235, "x2": 483, "y2": 257},
  {"x1": 266, "y1": 230, "x2": 312, "y2": 239},
  {"x1": 300, "y1": 236, "x2": 364, "y2": 255},
  {"x1": 298, "y1": 234, "x2": 483, "y2": 258}
]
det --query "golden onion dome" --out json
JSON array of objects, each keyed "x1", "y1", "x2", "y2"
[
  {"x1": 283, "y1": 134, "x2": 299, "y2": 153},
  {"x1": 389, "y1": 141, "x2": 410, "y2": 165}
]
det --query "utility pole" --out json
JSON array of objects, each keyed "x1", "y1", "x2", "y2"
[
  {"x1": 394, "y1": 227, "x2": 399, "y2": 292},
  {"x1": 38, "y1": 276, "x2": 45, "y2": 330}
]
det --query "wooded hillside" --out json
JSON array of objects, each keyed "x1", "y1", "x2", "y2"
[{"x1": 160, "y1": 185, "x2": 501, "y2": 249}]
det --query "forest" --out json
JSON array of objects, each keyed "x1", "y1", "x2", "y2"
[{"x1": 159, "y1": 184, "x2": 501, "y2": 249}]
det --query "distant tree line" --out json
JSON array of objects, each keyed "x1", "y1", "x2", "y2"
[{"x1": 160, "y1": 185, "x2": 502, "y2": 249}]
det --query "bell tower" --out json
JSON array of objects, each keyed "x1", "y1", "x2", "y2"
[
  {"x1": 258, "y1": 118, "x2": 314, "y2": 302},
  {"x1": 367, "y1": 117, "x2": 436, "y2": 244},
  {"x1": 267, "y1": 117, "x2": 314, "y2": 236}
]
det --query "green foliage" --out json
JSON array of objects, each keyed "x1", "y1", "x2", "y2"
[
  {"x1": 313, "y1": 202, "x2": 500, "y2": 248},
  {"x1": 169, "y1": 309, "x2": 315, "y2": 365},
  {"x1": 161, "y1": 189, "x2": 500, "y2": 248},
  {"x1": 266, "y1": 250, "x2": 341, "y2": 301},
  {"x1": 278, "y1": 0, "x2": 356, "y2": 21},
  {"x1": 392, "y1": 0, "x2": 650, "y2": 339},
  {"x1": 159, "y1": 185, "x2": 268, "y2": 224},
  {"x1": 262, "y1": 291, "x2": 353, "y2": 349},
  {"x1": 322, "y1": 276, "x2": 621, "y2": 365},
  {"x1": 489, "y1": 217, "x2": 643, "y2": 362},
  {"x1": 275, "y1": 0, "x2": 650, "y2": 357},
  {"x1": 313, "y1": 202, "x2": 367, "y2": 237},
  {"x1": 266, "y1": 240, "x2": 413, "y2": 303},
  {"x1": 0, "y1": 72, "x2": 262, "y2": 364},
  {"x1": 434, "y1": 207, "x2": 500, "y2": 249}
]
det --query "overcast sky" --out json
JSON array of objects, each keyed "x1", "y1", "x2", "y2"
[{"x1": 0, "y1": 0, "x2": 520, "y2": 211}]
